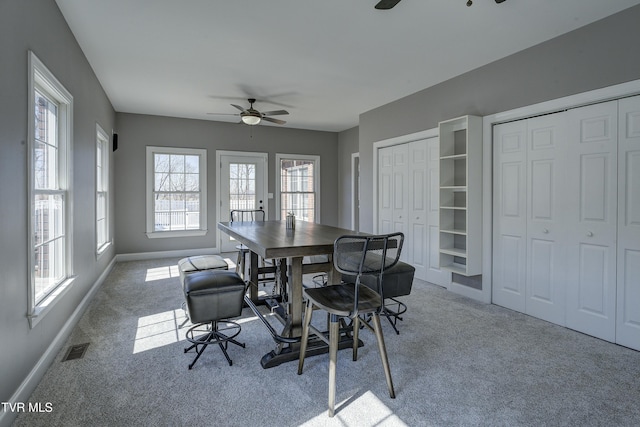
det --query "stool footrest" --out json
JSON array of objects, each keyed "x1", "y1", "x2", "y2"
[{"x1": 184, "y1": 320, "x2": 244, "y2": 369}]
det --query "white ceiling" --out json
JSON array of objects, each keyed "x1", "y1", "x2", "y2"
[{"x1": 55, "y1": 0, "x2": 640, "y2": 132}]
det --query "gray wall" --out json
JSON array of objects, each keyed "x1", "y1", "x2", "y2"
[
  {"x1": 337, "y1": 126, "x2": 359, "y2": 230},
  {"x1": 357, "y1": 5, "x2": 640, "y2": 233},
  {"x1": 0, "y1": 0, "x2": 116, "y2": 415},
  {"x1": 114, "y1": 113, "x2": 339, "y2": 255}
]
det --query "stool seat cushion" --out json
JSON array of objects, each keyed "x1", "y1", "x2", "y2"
[
  {"x1": 178, "y1": 255, "x2": 229, "y2": 284},
  {"x1": 343, "y1": 260, "x2": 415, "y2": 299},
  {"x1": 183, "y1": 270, "x2": 246, "y2": 324}
]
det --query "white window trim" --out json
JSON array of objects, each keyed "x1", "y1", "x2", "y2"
[
  {"x1": 145, "y1": 146, "x2": 208, "y2": 238},
  {"x1": 96, "y1": 124, "x2": 112, "y2": 256},
  {"x1": 27, "y1": 51, "x2": 75, "y2": 328},
  {"x1": 275, "y1": 153, "x2": 321, "y2": 222}
]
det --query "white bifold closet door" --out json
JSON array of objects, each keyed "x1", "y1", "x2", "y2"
[
  {"x1": 378, "y1": 138, "x2": 448, "y2": 285},
  {"x1": 493, "y1": 95, "x2": 640, "y2": 350},
  {"x1": 492, "y1": 113, "x2": 568, "y2": 325}
]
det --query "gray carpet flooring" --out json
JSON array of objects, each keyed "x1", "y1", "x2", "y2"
[{"x1": 13, "y1": 257, "x2": 640, "y2": 427}]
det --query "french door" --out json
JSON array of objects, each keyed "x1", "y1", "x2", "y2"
[{"x1": 217, "y1": 151, "x2": 268, "y2": 252}]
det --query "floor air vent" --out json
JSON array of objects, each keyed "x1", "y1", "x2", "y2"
[{"x1": 62, "y1": 343, "x2": 90, "y2": 362}]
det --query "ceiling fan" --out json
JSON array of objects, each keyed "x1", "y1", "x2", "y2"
[
  {"x1": 375, "y1": 0, "x2": 506, "y2": 9},
  {"x1": 208, "y1": 98, "x2": 289, "y2": 126}
]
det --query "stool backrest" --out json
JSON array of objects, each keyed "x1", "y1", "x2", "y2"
[
  {"x1": 334, "y1": 232, "x2": 404, "y2": 295},
  {"x1": 333, "y1": 233, "x2": 404, "y2": 317},
  {"x1": 230, "y1": 209, "x2": 265, "y2": 223}
]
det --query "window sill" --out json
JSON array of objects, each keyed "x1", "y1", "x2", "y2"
[
  {"x1": 28, "y1": 276, "x2": 76, "y2": 329},
  {"x1": 146, "y1": 229, "x2": 208, "y2": 239},
  {"x1": 97, "y1": 240, "x2": 112, "y2": 258}
]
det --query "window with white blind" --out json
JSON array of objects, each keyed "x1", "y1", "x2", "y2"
[
  {"x1": 146, "y1": 146, "x2": 207, "y2": 238},
  {"x1": 276, "y1": 154, "x2": 320, "y2": 222},
  {"x1": 96, "y1": 124, "x2": 110, "y2": 254},
  {"x1": 28, "y1": 51, "x2": 74, "y2": 327}
]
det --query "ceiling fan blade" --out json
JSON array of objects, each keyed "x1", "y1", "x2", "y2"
[
  {"x1": 231, "y1": 104, "x2": 246, "y2": 112},
  {"x1": 261, "y1": 109, "x2": 289, "y2": 116},
  {"x1": 262, "y1": 117, "x2": 286, "y2": 125},
  {"x1": 375, "y1": 0, "x2": 402, "y2": 10},
  {"x1": 207, "y1": 112, "x2": 239, "y2": 116}
]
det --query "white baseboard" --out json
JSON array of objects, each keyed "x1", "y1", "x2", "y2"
[
  {"x1": 115, "y1": 247, "x2": 220, "y2": 262},
  {"x1": 0, "y1": 257, "x2": 117, "y2": 427}
]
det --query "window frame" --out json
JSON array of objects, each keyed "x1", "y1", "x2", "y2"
[
  {"x1": 96, "y1": 124, "x2": 111, "y2": 256},
  {"x1": 275, "y1": 153, "x2": 321, "y2": 222},
  {"x1": 145, "y1": 146, "x2": 208, "y2": 238},
  {"x1": 27, "y1": 51, "x2": 75, "y2": 328}
]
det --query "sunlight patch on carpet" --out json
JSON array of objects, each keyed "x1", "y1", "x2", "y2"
[
  {"x1": 133, "y1": 309, "x2": 185, "y2": 353},
  {"x1": 300, "y1": 390, "x2": 407, "y2": 426},
  {"x1": 133, "y1": 309, "x2": 260, "y2": 354},
  {"x1": 145, "y1": 265, "x2": 180, "y2": 282}
]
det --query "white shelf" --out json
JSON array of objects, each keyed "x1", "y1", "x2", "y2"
[
  {"x1": 440, "y1": 153, "x2": 467, "y2": 160},
  {"x1": 440, "y1": 228, "x2": 467, "y2": 235},
  {"x1": 440, "y1": 186, "x2": 467, "y2": 191},
  {"x1": 441, "y1": 262, "x2": 468, "y2": 275},
  {"x1": 438, "y1": 115, "x2": 482, "y2": 277},
  {"x1": 440, "y1": 247, "x2": 467, "y2": 257}
]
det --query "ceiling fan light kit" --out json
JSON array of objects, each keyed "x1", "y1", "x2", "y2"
[
  {"x1": 241, "y1": 112, "x2": 262, "y2": 125},
  {"x1": 209, "y1": 98, "x2": 289, "y2": 126}
]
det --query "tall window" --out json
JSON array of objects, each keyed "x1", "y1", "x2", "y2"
[
  {"x1": 146, "y1": 146, "x2": 207, "y2": 238},
  {"x1": 28, "y1": 51, "x2": 74, "y2": 326},
  {"x1": 96, "y1": 125, "x2": 110, "y2": 254},
  {"x1": 276, "y1": 154, "x2": 320, "y2": 222}
]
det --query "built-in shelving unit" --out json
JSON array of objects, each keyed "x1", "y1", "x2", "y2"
[{"x1": 438, "y1": 115, "x2": 482, "y2": 276}]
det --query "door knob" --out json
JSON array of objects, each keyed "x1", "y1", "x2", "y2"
[
  {"x1": 543, "y1": 228, "x2": 549, "y2": 234},
  {"x1": 586, "y1": 231, "x2": 593, "y2": 237}
]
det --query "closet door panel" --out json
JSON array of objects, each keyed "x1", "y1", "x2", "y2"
[
  {"x1": 378, "y1": 147, "x2": 394, "y2": 234},
  {"x1": 493, "y1": 121, "x2": 527, "y2": 311},
  {"x1": 392, "y1": 146, "x2": 408, "y2": 236},
  {"x1": 525, "y1": 115, "x2": 567, "y2": 325},
  {"x1": 566, "y1": 101, "x2": 617, "y2": 341},
  {"x1": 617, "y1": 95, "x2": 640, "y2": 350},
  {"x1": 409, "y1": 140, "x2": 428, "y2": 279}
]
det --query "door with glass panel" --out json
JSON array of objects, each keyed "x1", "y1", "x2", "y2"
[{"x1": 218, "y1": 152, "x2": 268, "y2": 252}]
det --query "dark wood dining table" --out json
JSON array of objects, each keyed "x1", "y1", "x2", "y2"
[{"x1": 218, "y1": 220, "x2": 364, "y2": 368}]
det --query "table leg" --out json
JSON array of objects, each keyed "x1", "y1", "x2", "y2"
[
  {"x1": 249, "y1": 251, "x2": 259, "y2": 303},
  {"x1": 287, "y1": 256, "x2": 304, "y2": 338}
]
